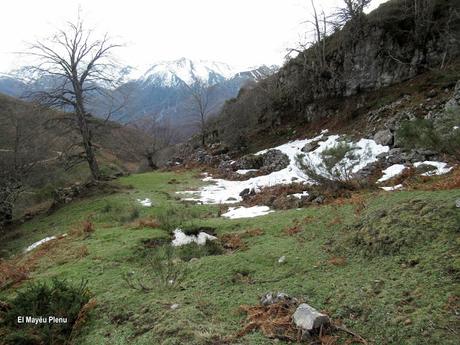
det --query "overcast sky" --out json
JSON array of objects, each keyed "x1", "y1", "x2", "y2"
[{"x1": 0, "y1": 0, "x2": 389, "y2": 74}]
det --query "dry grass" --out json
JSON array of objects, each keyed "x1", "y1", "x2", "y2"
[
  {"x1": 237, "y1": 302, "x2": 300, "y2": 341},
  {"x1": 0, "y1": 260, "x2": 29, "y2": 290},
  {"x1": 132, "y1": 217, "x2": 161, "y2": 229},
  {"x1": 283, "y1": 225, "x2": 302, "y2": 236},
  {"x1": 326, "y1": 256, "x2": 347, "y2": 266},
  {"x1": 69, "y1": 298, "x2": 98, "y2": 343},
  {"x1": 243, "y1": 228, "x2": 265, "y2": 237},
  {"x1": 221, "y1": 234, "x2": 246, "y2": 251}
]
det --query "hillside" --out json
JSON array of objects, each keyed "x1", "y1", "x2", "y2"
[
  {"x1": 0, "y1": 93, "x2": 148, "y2": 220},
  {"x1": 0, "y1": 1, "x2": 459, "y2": 345},
  {"x1": 204, "y1": 0, "x2": 460, "y2": 152}
]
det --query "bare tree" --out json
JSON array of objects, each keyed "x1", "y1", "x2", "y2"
[
  {"x1": 21, "y1": 17, "x2": 122, "y2": 180},
  {"x1": 135, "y1": 116, "x2": 176, "y2": 169},
  {"x1": 185, "y1": 79, "x2": 213, "y2": 146},
  {"x1": 332, "y1": 0, "x2": 372, "y2": 28},
  {"x1": 0, "y1": 103, "x2": 51, "y2": 228}
]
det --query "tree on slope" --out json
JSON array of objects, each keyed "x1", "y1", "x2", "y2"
[{"x1": 23, "y1": 17, "x2": 122, "y2": 180}]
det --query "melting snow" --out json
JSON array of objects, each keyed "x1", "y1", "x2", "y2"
[
  {"x1": 236, "y1": 169, "x2": 258, "y2": 175},
  {"x1": 290, "y1": 191, "x2": 309, "y2": 199},
  {"x1": 413, "y1": 161, "x2": 453, "y2": 176},
  {"x1": 221, "y1": 206, "x2": 274, "y2": 219},
  {"x1": 25, "y1": 234, "x2": 67, "y2": 252},
  {"x1": 380, "y1": 184, "x2": 404, "y2": 191},
  {"x1": 378, "y1": 164, "x2": 407, "y2": 182},
  {"x1": 171, "y1": 229, "x2": 217, "y2": 247},
  {"x1": 179, "y1": 133, "x2": 389, "y2": 204},
  {"x1": 137, "y1": 198, "x2": 152, "y2": 207}
]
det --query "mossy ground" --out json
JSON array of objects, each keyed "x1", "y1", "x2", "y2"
[{"x1": 1, "y1": 170, "x2": 459, "y2": 344}]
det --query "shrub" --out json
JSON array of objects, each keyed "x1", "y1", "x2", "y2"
[
  {"x1": 2, "y1": 279, "x2": 91, "y2": 345},
  {"x1": 296, "y1": 140, "x2": 366, "y2": 193},
  {"x1": 396, "y1": 110, "x2": 460, "y2": 158},
  {"x1": 118, "y1": 207, "x2": 140, "y2": 224}
]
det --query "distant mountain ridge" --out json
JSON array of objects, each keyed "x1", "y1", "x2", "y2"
[{"x1": 0, "y1": 58, "x2": 278, "y2": 140}]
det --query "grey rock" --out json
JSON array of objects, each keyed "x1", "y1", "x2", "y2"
[
  {"x1": 260, "y1": 149, "x2": 290, "y2": 173},
  {"x1": 312, "y1": 195, "x2": 326, "y2": 205},
  {"x1": 292, "y1": 303, "x2": 330, "y2": 331},
  {"x1": 234, "y1": 154, "x2": 263, "y2": 170},
  {"x1": 374, "y1": 129, "x2": 393, "y2": 146},
  {"x1": 455, "y1": 199, "x2": 460, "y2": 208},
  {"x1": 301, "y1": 140, "x2": 321, "y2": 153},
  {"x1": 445, "y1": 81, "x2": 460, "y2": 112}
]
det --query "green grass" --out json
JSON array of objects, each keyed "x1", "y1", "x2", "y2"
[{"x1": 1, "y1": 170, "x2": 459, "y2": 345}]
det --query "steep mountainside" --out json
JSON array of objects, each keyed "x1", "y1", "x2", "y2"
[{"x1": 206, "y1": 0, "x2": 460, "y2": 151}]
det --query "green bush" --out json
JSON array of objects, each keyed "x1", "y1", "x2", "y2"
[
  {"x1": 396, "y1": 110, "x2": 460, "y2": 158},
  {"x1": 2, "y1": 279, "x2": 91, "y2": 345}
]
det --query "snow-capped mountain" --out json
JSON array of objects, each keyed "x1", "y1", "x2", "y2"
[
  {"x1": 136, "y1": 58, "x2": 235, "y2": 87},
  {"x1": 128, "y1": 58, "x2": 274, "y2": 88},
  {"x1": 0, "y1": 58, "x2": 278, "y2": 139}
]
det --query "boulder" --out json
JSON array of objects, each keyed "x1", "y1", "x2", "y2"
[
  {"x1": 260, "y1": 149, "x2": 290, "y2": 173},
  {"x1": 373, "y1": 129, "x2": 394, "y2": 146},
  {"x1": 234, "y1": 154, "x2": 264, "y2": 170},
  {"x1": 301, "y1": 140, "x2": 321, "y2": 153},
  {"x1": 292, "y1": 303, "x2": 330, "y2": 332}
]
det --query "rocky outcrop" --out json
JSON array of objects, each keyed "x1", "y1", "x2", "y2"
[{"x1": 260, "y1": 149, "x2": 290, "y2": 173}]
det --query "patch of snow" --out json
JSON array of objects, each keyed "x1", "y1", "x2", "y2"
[
  {"x1": 380, "y1": 184, "x2": 404, "y2": 191},
  {"x1": 179, "y1": 133, "x2": 389, "y2": 204},
  {"x1": 278, "y1": 255, "x2": 286, "y2": 263},
  {"x1": 137, "y1": 198, "x2": 152, "y2": 207},
  {"x1": 454, "y1": 126, "x2": 459, "y2": 130},
  {"x1": 171, "y1": 229, "x2": 217, "y2": 247},
  {"x1": 378, "y1": 164, "x2": 407, "y2": 182},
  {"x1": 221, "y1": 206, "x2": 274, "y2": 219},
  {"x1": 413, "y1": 161, "x2": 453, "y2": 176},
  {"x1": 236, "y1": 169, "x2": 259, "y2": 175},
  {"x1": 290, "y1": 191, "x2": 309, "y2": 199},
  {"x1": 25, "y1": 234, "x2": 67, "y2": 252}
]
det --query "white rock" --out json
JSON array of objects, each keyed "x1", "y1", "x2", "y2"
[
  {"x1": 278, "y1": 256, "x2": 286, "y2": 263},
  {"x1": 293, "y1": 303, "x2": 330, "y2": 331},
  {"x1": 170, "y1": 303, "x2": 180, "y2": 310}
]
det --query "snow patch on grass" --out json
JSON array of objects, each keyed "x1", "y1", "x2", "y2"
[
  {"x1": 380, "y1": 184, "x2": 404, "y2": 191},
  {"x1": 171, "y1": 229, "x2": 217, "y2": 247},
  {"x1": 378, "y1": 164, "x2": 407, "y2": 182},
  {"x1": 137, "y1": 198, "x2": 152, "y2": 207},
  {"x1": 221, "y1": 206, "x2": 274, "y2": 219},
  {"x1": 414, "y1": 161, "x2": 453, "y2": 176}
]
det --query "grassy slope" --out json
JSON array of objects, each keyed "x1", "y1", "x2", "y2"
[{"x1": 1, "y1": 170, "x2": 459, "y2": 345}]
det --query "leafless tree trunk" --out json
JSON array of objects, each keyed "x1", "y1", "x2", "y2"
[
  {"x1": 186, "y1": 79, "x2": 213, "y2": 146},
  {"x1": 0, "y1": 104, "x2": 50, "y2": 228},
  {"x1": 21, "y1": 17, "x2": 122, "y2": 180}
]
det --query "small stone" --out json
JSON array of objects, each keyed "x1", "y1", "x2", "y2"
[
  {"x1": 293, "y1": 303, "x2": 330, "y2": 331},
  {"x1": 404, "y1": 318, "x2": 412, "y2": 325},
  {"x1": 456, "y1": 199, "x2": 460, "y2": 208},
  {"x1": 278, "y1": 256, "x2": 286, "y2": 264},
  {"x1": 260, "y1": 292, "x2": 294, "y2": 306},
  {"x1": 170, "y1": 304, "x2": 180, "y2": 310}
]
